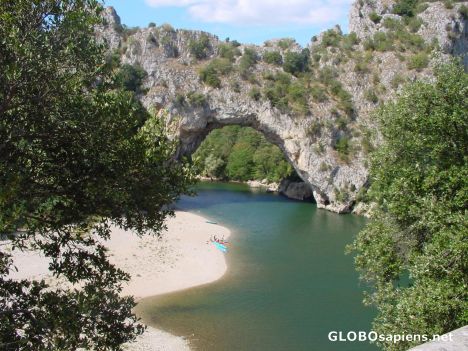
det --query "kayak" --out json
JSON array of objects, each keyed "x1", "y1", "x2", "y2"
[
  {"x1": 206, "y1": 220, "x2": 218, "y2": 224},
  {"x1": 213, "y1": 241, "x2": 228, "y2": 253}
]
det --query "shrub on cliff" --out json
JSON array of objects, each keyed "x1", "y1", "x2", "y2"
[
  {"x1": 189, "y1": 33, "x2": 211, "y2": 59},
  {"x1": 283, "y1": 49, "x2": 310, "y2": 76},
  {"x1": 350, "y1": 61, "x2": 468, "y2": 351}
]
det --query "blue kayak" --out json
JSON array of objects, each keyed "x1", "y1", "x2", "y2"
[
  {"x1": 206, "y1": 220, "x2": 218, "y2": 224},
  {"x1": 213, "y1": 241, "x2": 228, "y2": 253}
]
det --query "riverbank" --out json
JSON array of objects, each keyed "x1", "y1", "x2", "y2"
[{"x1": 5, "y1": 211, "x2": 231, "y2": 351}]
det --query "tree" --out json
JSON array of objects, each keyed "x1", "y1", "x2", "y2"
[
  {"x1": 349, "y1": 62, "x2": 468, "y2": 351},
  {"x1": 283, "y1": 49, "x2": 310, "y2": 76},
  {"x1": 189, "y1": 33, "x2": 211, "y2": 60},
  {"x1": 0, "y1": 1, "x2": 193, "y2": 350}
]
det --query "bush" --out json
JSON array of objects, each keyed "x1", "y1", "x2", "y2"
[
  {"x1": 283, "y1": 49, "x2": 310, "y2": 76},
  {"x1": 319, "y1": 162, "x2": 329, "y2": 172},
  {"x1": 321, "y1": 29, "x2": 342, "y2": 47},
  {"x1": 308, "y1": 120, "x2": 323, "y2": 137},
  {"x1": 263, "y1": 51, "x2": 283, "y2": 65},
  {"x1": 334, "y1": 136, "x2": 351, "y2": 161},
  {"x1": 186, "y1": 91, "x2": 207, "y2": 107},
  {"x1": 189, "y1": 34, "x2": 211, "y2": 60},
  {"x1": 407, "y1": 52, "x2": 429, "y2": 71},
  {"x1": 365, "y1": 89, "x2": 379, "y2": 104},
  {"x1": 459, "y1": 5, "x2": 468, "y2": 19},
  {"x1": 366, "y1": 32, "x2": 394, "y2": 52},
  {"x1": 249, "y1": 87, "x2": 261, "y2": 101},
  {"x1": 342, "y1": 32, "x2": 360, "y2": 50},
  {"x1": 391, "y1": 74, "x2": 406, "y2": 88},
  {"x1": 218, "y1": 43, "x2": 241, "y2": 62},
  {"x1": 239, "y1": 48, "x2": 258, "y2": 78},
  {"x1": 288, "y1": 81, "x2": 309, "y2": 115},
  {"x1": 199, "y1": 58, "x2": 233, "y2": 88},
  {"x1": 406, "y1": 16, "x2": 423, "y2": 32},
  {"x1": 369, "y1": 11, "x2": 382, "y2": 24},
  {"x1": 392, "y1": 0, "x2": 419, "y2": 17},
  {"x1": 263, "y1": 73, "x2": 291, "y2": 111},
  {"x1": 334, "y1": 187, "x2": 349, "y2": 202},
  {"x1": 277, "y1": 38, "x2": 295, "y2": 50},
  {"x1": 115, "y1": 64, "x2": 148, "y2": 94},
  {"x1": 318, "y1": 66, "x2": 338, "y2": 85},
  {"x1": 310, "y1": 84, "x2": 328, "y2": 102},
  {"x1": 148, "y1": 22, "x2": 156, "y2": 28}
]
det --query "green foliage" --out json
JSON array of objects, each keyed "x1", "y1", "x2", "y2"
[
  {"x1": 334, "y1": 135, "x2": 351, "y2": 162},
  {"x1": 365, "y1": 89, "x2": 379, "y2": 104},
  {"x1": 277, "y1": 38, "x2": 295, "y2": 50},
  {"x1": 307, "y1": 120, "x2": 323, "y2": 138},
  {"x1": 186, "y1": 91, "x2": 207, "y2": 107},
  {"x1": 218, "y1": 42, "x2": 241, "y2": 62},
  {"x1": 334, "y1": 187, "x2": 349, "y2": 202},
  {"x1": 239, "y1": 48, "x2": 258, "y2": 78},
  {"x1": 288, "y1": 81, "x2": 309, "y2": 115},
  {"x1": 342, "y1": 32, "x2": 360, "y2": 50},
  {"x1": 283, "y1": 49, "x2": 310, "y2": 75},
  {"x1": 369, "y1": 11, "x2": 382, "y2": 24},
  {"x1": 310, "y1": 84, "x2": 328, "y2": 102},
  {"x1": 189, "y1": 33, "x2": 211, "y2": 60},
  {"x1": 194, "y1": 126, "x2": 293, "y2": 182},
  {"x1": 364, "y1": 22, "x2": 426, "y2": 54},
  {"x1": 459, "y1": 5, "x2": 468, "y2": 19},
  {"x1": 392, "y1": 0, "x2": 419, "y2": 17},
  {"x1": 350, "y1": 62, "x2": 468, "y2": 351},
  {"x1": 405, "y1": 16, "x2": 423, "y2": 32},
  {"x1": 199, "y1": 58, "x2": 233, "y2": 88},
  {"x1": 263, "y1": 51, "x2": 283, "y2": 65},
  {"x1": 263, "y1": 72, "x2": 291, "y2": 111},
  {"x1": 0, "y1": 1, "x2": 194, "y2": 349},
  {"x1": 444, "y1": 0, "x2": 454, "y2": 10},
  {"x1": 321, "y1": 29, "x2": 343, "y2": 47},
  {"x1": 390, "y1": 74, "x2": 406, "y2": 88},
  {"x1": 249, "y1": 87, "x2": 262, "y2": 101},
  {"x1": 115, "y1": 64, "x2": 148, "y2": 94},
  {"x1": 407, "y1": 52, "x2": 429, "y2": 70},
  {"x1": 364, "y1": 32, "x2": 394, "y2": 52},
  {"x1": 148, "y1": 22, "x2": 156, "y2": 27}
]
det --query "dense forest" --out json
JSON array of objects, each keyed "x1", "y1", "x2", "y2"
[{"x1": 194, "y1": 126, "x2": 294, "y2": 182}]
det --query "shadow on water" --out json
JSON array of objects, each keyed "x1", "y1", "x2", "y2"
[{"x1": 136, "y1": 182, "x2": 377, "y2": 351}]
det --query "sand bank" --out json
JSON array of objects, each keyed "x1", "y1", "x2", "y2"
[{"x1": 6, "y1": 211, "x2": 231, "y2": 351}]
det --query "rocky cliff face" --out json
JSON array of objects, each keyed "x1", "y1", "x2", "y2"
[{"x1": 98, "y1": 2, "x2": 467, "y2": 213}]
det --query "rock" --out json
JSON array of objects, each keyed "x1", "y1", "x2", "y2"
[
  {"x1": 279, "y1": 179, "x2": 314, "y2": 201},
  {"x1": 407, "y1": 325, "x2": 468, "y2": 351},
  {"x1": 247, "y1": 180, "x2": 279, "y2": 192},
  {"x1": 96, "y1": 1, "x2": 467, "y2": 214}
]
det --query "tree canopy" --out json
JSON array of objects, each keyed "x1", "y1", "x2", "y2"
[
  {"x1": 0, "y1": 1, "x2": 193, "y2": 350},
  {"x1": 350, "y1": 62, "x2": 468, "y2": 351},
  {"x1": 194, "y1": 126, "x2": 293, "y2": 182}
]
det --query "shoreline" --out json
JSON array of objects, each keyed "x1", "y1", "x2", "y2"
[{"x1": 6, "y1": 210, "x2": 231, "y2": 351}]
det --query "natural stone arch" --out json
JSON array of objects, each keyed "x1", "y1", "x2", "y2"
[
  {"x1": 98, "y1": 2, "x2": 467, "y2": 213},
  {"x1": 163, "y1": 92, "x2": 367, "y2": 213}
]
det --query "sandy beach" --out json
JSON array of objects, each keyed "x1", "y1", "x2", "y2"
[{"x1": 5, "y1": 210, "x2": 231, "y2": 351}]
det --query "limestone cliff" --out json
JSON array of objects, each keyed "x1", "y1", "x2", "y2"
[{"x1": 97, "y1": 2, "x2": 467, "y2": 213}]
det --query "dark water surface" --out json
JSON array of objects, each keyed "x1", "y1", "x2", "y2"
[{"x1": 135, "y1": 182, "x2": 377, "y2": 351}]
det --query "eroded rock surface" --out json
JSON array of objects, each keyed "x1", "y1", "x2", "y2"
[{"x1": 97, "y1": 1, "x2": 467, "y2": 213}]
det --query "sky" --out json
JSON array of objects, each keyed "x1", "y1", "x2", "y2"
[{"x1": 103, "y1": 0, "x2": 353, "y2": 46}]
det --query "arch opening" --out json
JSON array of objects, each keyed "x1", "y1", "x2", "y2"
[{"x1": 190, "y1": 125, "x2": 315, "y2": 202}]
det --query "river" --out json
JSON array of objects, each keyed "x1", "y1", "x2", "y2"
[{"x1": 135, "y1": 182, "x2": 377, "y2": 351}]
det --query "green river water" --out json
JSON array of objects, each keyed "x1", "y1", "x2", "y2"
[{"x1": 135, "y1": 182, "x2": 377, "y2": 351}]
